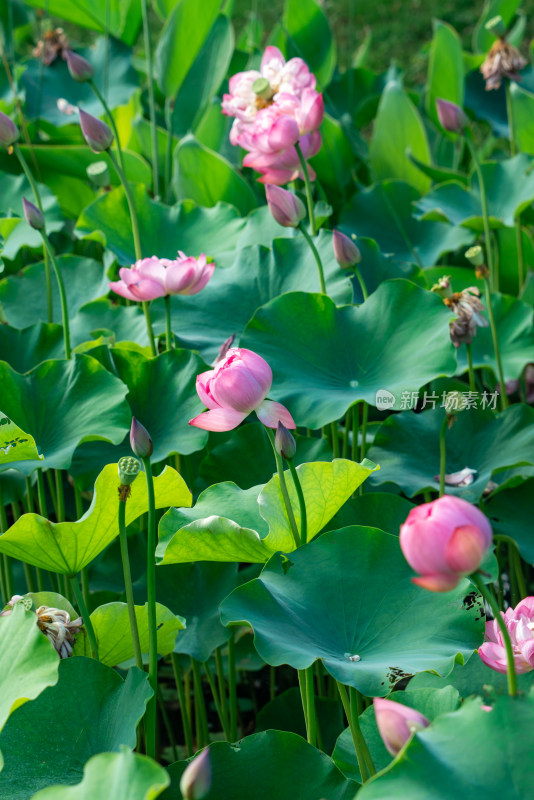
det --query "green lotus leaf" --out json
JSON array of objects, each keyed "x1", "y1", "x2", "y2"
[
  {"x1": 157, "y1": 459, "x2": 377, "y2": 564},
  {"x1": 0, "y1": 354, "x2": 130, "y2": 474},
  {"x1": 31, "y1": 748, "x2": 170, "y2": 800},
  {"x1": 358, "y1": 694, "x2": 534, "y2": 799},
  {"x1": 21, "y1": 0, "x2": 142, "y2": 44},
  {"x1": 150, "y1": 236, "x2": 353, "y2": 361},
  {"x1": 367, "y1": 405, "x2": 534, "y2": 501},
  {"x1": 77, "y1": 187, "x2": 246, "y2": 266},
  {"x1": 0, "y1": 658, "x2": 151, "y2": 800},
  {"x1": 164, "y1": 730, "x2": 355, "y2": 800},
  {"x1": 0, "y1": 323, "x2": 65, "y2": 373},
  {"x1": 240, "y1": 281, "x2": 457, "y2": 427},
  {"x1": 324, "y1": 492, "x2": 415, "y2": 536},
  {"x1": 425, "y1": 20, "x2": 464, "y2": 129},
  {"x1": 0, "y1": 463, "x2": 191, "y2": 574},
  {"x1": 73, "y1": 602, "x2": 185, "y2": 667},
  {"x1": 339, "y1": 181, "x2": 474, "y2": 267},
  {"x1": 0, "y1": 255, "x2": 109, "y2": 328},
  {"x1": 415, "y1": 154, "x2": 534, "y2": 230},
  {"x1": 455, "y1": 293, "x2": 534, "y2": 382},
  {"x1": 370, "y1": 81, "x2": 431, "y2": 194},
  {"x1": 157, "y1": 562, "x2": 239, "y2": 661},
  {"x1": 90, "y1": 348, "x2": 209, "y2": 461},
  {"x1": 333, "y1": 686, "x2": 460, "y2": 783},
  {"x1": 485, "y1": 478, "x2": 534, "y2": 564},
  {"x1": 0, "y1": 412, "x2": 42, "y2": 467},
  {"x1": 0, "y1": 603, "x2": 59, "y2": 737},
  {"x1": 220, "y1": 526, "x2": 484, "y2": 696}
]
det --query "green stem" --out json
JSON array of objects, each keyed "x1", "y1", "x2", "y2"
[
  {"x1": 157, "y1": 684, "x2": 178, "y2": 762},
  {"x1": 164, "y1": 96, "x2": 175, "y2": 201},
  {"x1": 350, "y1": 688, "x2": 375, "y2": 777},
  {"x1": 140, "y1": 0, "x2": 160, "y2": 199},
  {"x1": 510, "y1": 542, "x2": 527, "y2": 601},
  {"x1": 215, "y1": 646, "x2": 229, "y2": 730},
  {"x1": 227, "y1": 634, "x2": 238, "y2": 741},
  {"x1": 483, "y1": 279, "x2": 508, "y2": 411},
  {"x1": 89, "y1": 79, "x2": 126, "y2": 174},
  {"x1": 204, "y1": 658, "x2": 231, "y2": 740},
  {"x1": 106, "y1": 148, "x2": 157, "y2": 357},
  {"x1": 164, "y1": 294, "x2": 174, "y2": 351},
  {"x1": 41, "y1": 233, "x2": 71, "y2": 359},
  {"x1": 192, "y1": 658, "x2": 210, "y2": 746},
  {"x1": 330, "y1": 421, "x2": 340, "y2": 458},
  {"x1": 351, "y1": 405, "x2": 358, "y2": 462},
  {"x1": 70, "y1": 574, "x2": 99, "y2": 660},
  {"x1": 142, "y1": 456, "x2": 158, "y2": 759},
  {"x1": 298, "y1": 669, "x2": 309, "y2": 731},
  {"x1": 171, "y1": 654, "x2": 194, "y2": 756},
  {"x1": 55, "y1": 470, "x2": 65, "y2": 522},
  {"x1": 46, "y1": 470, "x2": 58, "y2": 519},
  {"x1": 471, "y1": 572, "x2": 517, "y2": 696},
  {"x1": 305, "y1": 666, "x2": 317, "y2": 747},
  {"x1": 354, "y1": 267, "x2": 368, "y2": 301},
  {"x1": 299, "y1": 223, "x2": 327, "y2": 294},
  {"x1": 439, "y1": 415, "x2": 448, "y2": 498},
  {"x1": 295, "y1": 141, "x2": 316, "y2": 235},
  {"x1": 337, "y1": 681, "x2": 369, "y2": 782},
  {"x1": 342, "y1": 413, "x2": 350, "y2": 459},
  {"x1": 13, "y1": 144, "x2": 53, "y2": 322},
  {"x1": 465, "y1": 343, "x2": 476, "y2": 392},
  {"x1": 118, "y1": 499, "x2": 143, "y2": 671},
  {"x1": 466, "y1": 134, "x2": 496, "y2": 291},
  {"x1": 506, "y1": 82, "x2": 526, "y2": 291},
  {"x1": 287, "y1": 459, "x2": 308, "y2": 547},
  {"x1": 264, "y1": 427, "x2": 300, "y2": 549}
]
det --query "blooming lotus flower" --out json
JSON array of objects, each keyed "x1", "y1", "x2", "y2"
[
  {"x1": 400, "y1": 495, "x2": 493, "y2": 592},
  {"x1": 109, "y1": 253, "x2": 214, "y2": 301},
  {"x1": 189, "y1": 347, "x2": 295, "y2": 432},
  {"x1": 222, "y1": 46, "x2": 323, "y2": 184},
  {"x1": 479, "y1": 597, "x2": 534, "y2": 674},
  {"x1": 373, "y1": 698, "x2": 429, "y2": 755}
]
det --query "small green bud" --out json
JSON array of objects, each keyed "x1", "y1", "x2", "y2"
[
  {"x1": 465, "y1": 245, "x2": 484, "y2": 267},
  {"x1": 118, "y1": 456, "x2": 141, "y2": 485},
  {"x1": 485, "y1": 15, "x2": 506, "y2": 37}
]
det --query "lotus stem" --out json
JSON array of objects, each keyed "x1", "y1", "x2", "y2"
[{"x1": 471, "y1": 572, "x2": 517, "y2": 696}]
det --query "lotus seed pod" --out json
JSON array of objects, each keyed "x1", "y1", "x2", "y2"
[
  {"x1": 118, "y1": 456, "x2": 141, "y2": 485},
  {"x1": 465, "y1": 245, "x2": 484, "y2": 267}
]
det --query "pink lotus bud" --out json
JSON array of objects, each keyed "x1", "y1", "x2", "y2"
[
  {"x1": 400, "y1": 496, "x2": 493, "y2": 592},
  {"x1": 79, "y1": 108, "x2": 113, "y2": 152},
  {"x1": 189, "y1": 347, "x2": 295, "y2": 432},
  {"x1": 0, "y1": 110, "x2": 20, "y2": 147},
  {"x1": 130, "y1": 417, "x2": 153, "y2": 460},
  {"x1": 479, "y1": 596, "x2": 534, "y2": 675},
  {"x1": 275, "y1": 420, "x2": 296, "y2": 460},
  {"x1": 65, "y1": 50, "x2": 94, "y2": 82},
  {"x1": 22, "y1": 197, "x2": 44, "y2": 230},
  {"x1": 265, "y1": 185, "x2": 306, "y2": 228},
  {"x1": 333, "y1": 230, "x2": 361, "y2": 268},
  {"x1": 436, "y1": 99, "x2": 468, "y2": 133},
  {"x1": 373, "y1": 698, "x2": 430, "y2": 755},
  {"x1": 180, "y1": 747, "x2": 211, "y2": 800}
]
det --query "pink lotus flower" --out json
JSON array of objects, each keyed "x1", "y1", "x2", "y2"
[
  {"x1": 400, "y1": 496, "x2": 493, "y2": 592},
  {"x1": 189, "y1": 347, "x2": 295, "y2": 432},
  {"x1": 222, "y1": 46, "x2": 323, "y2": 185},
  {"x1": 373, "y1": 698, "x2": 429, "y2": 756},
  {"x1": 479, "y1": 597, "x2": 534, "y2": 674},
  {"x1": 109, "y1": 253, "x2": 214, "y2": 302}
]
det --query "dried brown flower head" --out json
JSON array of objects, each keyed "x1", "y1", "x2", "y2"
[
  {"x1": 481, "y1": 38, "x2": 527, "y2": 91},
  {"x1": 443, "y1": 287, "x2": 489, "y2": 348},
  {"x1": 1, "y1": 596, "x2": 82, "y2": 658},
  {"x1": 32, "y1": 28, "x2": 70, "y2": 66}
]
